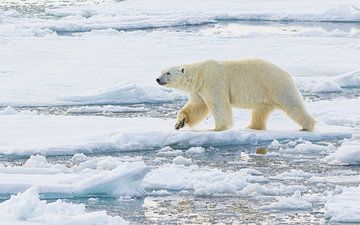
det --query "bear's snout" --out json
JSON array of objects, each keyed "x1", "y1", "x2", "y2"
[{"x1": 156, "y1": 78, "x2": 166, "y2": 85}]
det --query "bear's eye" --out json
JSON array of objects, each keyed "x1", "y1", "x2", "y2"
[{"x1": 166, "y1": 72, "x2": 170, "y2": 75}]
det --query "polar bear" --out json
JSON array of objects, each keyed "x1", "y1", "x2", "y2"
[{"x1": 156, "y1": 59, "x2": 315, "y2": 131}]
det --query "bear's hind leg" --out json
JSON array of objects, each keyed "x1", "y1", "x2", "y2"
[
  {"x1": 280, "y1": 104, "x2": 315, "y2": 131},
  {"x1": 248, "y1": 106, "x2": 273, "y2": 130}
]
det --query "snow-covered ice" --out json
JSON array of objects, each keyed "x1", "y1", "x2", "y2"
[
  {"x1": 0, "y1": 187, "x2": 128, "y2": 225},
  {"x1": 0, "y1": 113, "x2": 351, "y2": 156},
  {"x1": 0, "y1": 155, "x2": 150, "y2": 197},
  {"x1": 324, "y1": 135, "x2": 360, "y2": 165},
  {"x1": 325, "y1": 186, "x2": 360, "y2": 222},
  {"x1": 261, "y1": 190, "x2": 312, "y2": 211},
  {"x1": 143, "y1": 164, "x2": 252, "y2": 196}
]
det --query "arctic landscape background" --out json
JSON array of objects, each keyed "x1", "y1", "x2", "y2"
[{"x1": 0, "y1": 0, "x2": 360, "y2": 224}]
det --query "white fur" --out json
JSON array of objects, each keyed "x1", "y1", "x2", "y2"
[{"x1": 157, "y1": 59, "x2": 315, "y2": 131}]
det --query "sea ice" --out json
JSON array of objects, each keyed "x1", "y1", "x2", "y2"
[
  {"x1": 324, "y1": 135, "x2": 360, "y2": 165},
  {"x1": 0, "y1": 187, "x2": 128, "y2": 225},
  {"x1": 325, "y1": 186, "x2": 360, "y2": 222},
  {"x1": 261, "y1": 190, "x2": 312, "y2": 211}
]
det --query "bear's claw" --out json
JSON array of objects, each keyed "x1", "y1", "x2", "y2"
[{"x1": 175, "y1": 118, "x2": 186, "y2": 130}]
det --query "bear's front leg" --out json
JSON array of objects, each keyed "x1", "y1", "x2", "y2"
[
  {"x1": 205, "y1": 96, "x2": 233, "y2": 131},
  {"x1": 174, "y1": 93, "x2": 209, "y2": 130},
  {"x1": 175, "y1": 112, "x2": 187, "y2": 130}
]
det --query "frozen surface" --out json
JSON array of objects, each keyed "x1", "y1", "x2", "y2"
[
  {"x1": 0, "y1": 187, "x2": 128, "y2": 225},
  {"x1": 0, "y1": 111, "x2": 352, "y2": 156},
  {"x1": 1, "y1": 0, "x2": 360, "y2": 35},
  {"x1": 0, "y1": 156, "x2": 150, "y2": 197},
  {"x1": 261, "y1": 190, "x2": 312, "y2": 211},
  {"x1": 325, "y1": 186, "x2": 360, "y2": 222},
  {"x1": 324, "y1": 135, "x2": 360, "y2": 165},
  {"x1": 0, "y1": 29, "x2": 359, "y2": 106}
]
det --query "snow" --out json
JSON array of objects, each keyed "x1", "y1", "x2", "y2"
[
  {"x1": 325, "y1": 186, "x2": 360, "y2": 222},
  {"x1": 0, "y1": 187, "x2": 128, "y2": 225},
  {"x1": 0, "y1": 30, "x2": 359, "y2": 106}
]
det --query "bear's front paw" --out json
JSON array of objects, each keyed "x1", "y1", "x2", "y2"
[{"x1": 175, "y1": 118, "x2": 186, "y2": 130}]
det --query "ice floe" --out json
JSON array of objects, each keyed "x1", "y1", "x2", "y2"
[
  {"x1": 270, "y1": 169, "x2": 313, "y2": 181},
  {"x1": 0, "y1": 187, "x2": 128, "y2": 225},
  {"x1": 325, "y1": 186, "x2": 360, "y2": 222},
  {"x1": 66, "y1": 105, "x2": 149, "y2": 114},
  {"x1": 296, "y1": 69, "x2": 360, "y2": 93},
  {"x1": 261, "y1": 190, "x2": 312, "y2": 211},
  {"x1": 324, "y1": 135, "x2": 360, "y2": 165},
  {"x1": 0, "y1": 29, "x2": 359, "y2": 106},
  {"x1": 2, "y1": 1, "x2": 360, "y2": 36},
  {"x1": 0, "y1": 156, "x2": 150, "y2": 197},
  {"x1": 0, "y1": 110, "x2": 353, "y2": 156},
  {"x1": 143, "y1": 164, "x2": 261, "y2": 196},
  {"x1": 60, "y1": 83, "x2": 186, "y2": 105}
]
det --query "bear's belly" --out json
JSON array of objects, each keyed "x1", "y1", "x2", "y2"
[{"x1": 229, "y1": 87, "x2": 272, "y2": 109}]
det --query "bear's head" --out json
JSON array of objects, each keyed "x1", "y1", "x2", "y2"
[{"x1": 156, "y1": 66, "x2": 187, "y2": 89}]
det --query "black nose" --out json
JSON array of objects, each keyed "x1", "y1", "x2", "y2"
[{"x1": 156, "y1": 78, "x2": 161, "y2": 84}]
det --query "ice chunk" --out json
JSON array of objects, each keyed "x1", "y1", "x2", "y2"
[
  {"x1": 186, "y1": 146, "x2": 205, "y2": 155},
  {"x1": 261, "y1": 190, "x2": 312, "y2": 211},
  {"x1": 324, "y1": 135, "x2": 360, "y2": 165},
  {"x1": 0, "y1": 187, "x2": 128, "y2": 224},
  {"x1": 270, "y1": 169, "x2": 313, "y2": 181},
  {"x1": 0, "y1": 106, "x2": 17, "y2": 115},
  {"x1": 333, "y1": 69, "x2": 360, "y2": 88},
  {"x1": 23, "y1": 155, "x2": 51, "y2": 168},
  {"x1": 60, "y1": 83, "x2": 186, "y2": 105},
  {"x1": 0, "y1": 160, "x2": 150, "y2": 197},
  {"x1": 325, "y1": 186, "x2": 360, "y2": 222},
  {"x1": 74, "y1": 162, "x2": 151, "y2": 197},
  {"x1": 240, "y1": 184, "x2": 307, "y2": 196},
  {"x1": 66, "y1": 105, "x2": 148, "y2": 114},
  {"x1": 143, "y1": 164, "x2": 251, "y2": 196},
  {"x1": 267, "y1": 139, "x2": 281, "y2": 150},
  {"x1": 280, "y1": 141, "x2": 335, "y2": 155},
  {"x1": 173, "y1": 156, "x2": 192, "y2": 166},
  {"x1": 71, "y1": 153, "x2": 89, "y2": 163}
]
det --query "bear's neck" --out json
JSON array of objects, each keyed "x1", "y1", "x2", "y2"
[{"x1": 185, "y1": 66, "x2": 204, "y2": 93}]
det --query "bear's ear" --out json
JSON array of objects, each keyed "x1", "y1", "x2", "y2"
[{"x1": 181, "y1": 67, "x2": 185, "y2": 73}]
